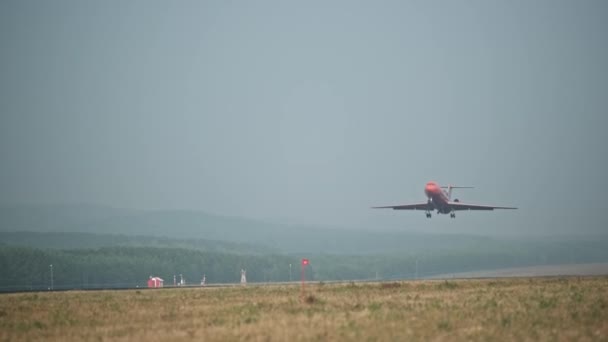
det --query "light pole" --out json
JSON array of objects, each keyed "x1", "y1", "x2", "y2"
[
  {"x1": 49, "y1": 264, "x2": 54, "y2": 291},
  {"x1": 289, "y1": 263, "x2": 292, "y2": 282},
  {"x1": 301, "y1": 258, "x2": 309, "y2": 301}
]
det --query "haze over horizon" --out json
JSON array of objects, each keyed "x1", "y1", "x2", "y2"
[{"x1": 1, "y1": 1, "x2": 607, "y2": 236}]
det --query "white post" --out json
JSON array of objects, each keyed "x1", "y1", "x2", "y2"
[
  {"x1": 240, "y1": 269, "x2": 247, "y2": 285},
  {"x1": 50, "y1": 264, "x2": 54, "y2": 291}
]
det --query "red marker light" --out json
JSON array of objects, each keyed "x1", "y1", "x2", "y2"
[{"x1": 301, "y1": 258, "x2": 309, "y2": 266}]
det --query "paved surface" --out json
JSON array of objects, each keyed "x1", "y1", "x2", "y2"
[{"x1": 429, "y1": 262, "x2": 608, "y2": 279}]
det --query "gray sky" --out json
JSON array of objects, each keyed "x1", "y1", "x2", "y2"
[{"x1": 1, "y1": 0, "x2": 607, "y2": 235}]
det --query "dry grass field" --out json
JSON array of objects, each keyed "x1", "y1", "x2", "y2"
[{"x1": 1, "y1": 277, "x2": 607, "y2": 341}]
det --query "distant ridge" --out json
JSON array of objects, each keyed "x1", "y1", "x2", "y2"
[
  {"x1": 0, "y1": 231, "x2": 278, "y2": 254},
  {"x1": 0, "y1": 204, "x2": 496, "y2": 254},
  {"x1": 1, "y1": 204, "x2": 608, "y2": 257},
  {"x1": 2, "y1": 205, "x2": 608, "y2": 289}
]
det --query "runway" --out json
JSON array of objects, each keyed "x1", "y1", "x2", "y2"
[{"x1": 428, "y1": 262, "x2": 608, "y2": 279}]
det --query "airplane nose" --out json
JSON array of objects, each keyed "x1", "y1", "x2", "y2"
[{"x1": 424, "y1": 183, "x2": 439, "y2": 197}]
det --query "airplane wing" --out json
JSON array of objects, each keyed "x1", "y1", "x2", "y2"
[
  {"x1": 449, "y1": 201, "x2": 517, "y2": 211},
  {"x1": 372, "y1": 202, "x2": 432, "y2": 210}
]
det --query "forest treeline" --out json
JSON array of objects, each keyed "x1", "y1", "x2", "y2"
[
  {"x1": 0, "y1": 246, "x2": 296, "y2": 291},
  {"x1": 2, "y1": 205, "x2": 608, "y2": 291},
  {"x1": 2, "y1": 233, "x2": 608, "y2": 291}
]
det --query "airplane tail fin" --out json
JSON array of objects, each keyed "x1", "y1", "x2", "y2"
[{"x1": 440, "y1": 185, "x2": 474, "y2": 200}]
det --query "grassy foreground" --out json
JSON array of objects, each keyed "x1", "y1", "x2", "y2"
[{"x1": 1, "y1": 277, "x2": 607, "y2": 341}]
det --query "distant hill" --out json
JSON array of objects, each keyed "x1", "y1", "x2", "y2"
[
  {"x1": 0, "y1": 204, "x2": 498, "y2": 254},
  {"x1": 2, "y1": 205, "x2": 608, "y2": 291},
  {"x1": 0, "y1": 231, "x2": 278, "y2": 254},
  {"x1": 1, "y1": 204, "x2": 608, "y2": 260},
  {"x1": 0, "y1": 204, "x2": 135, "y2": 231}
]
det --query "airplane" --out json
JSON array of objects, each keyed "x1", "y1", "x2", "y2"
[{"x1": 372, "y1": 181, "x2": 517, "y2": 218}]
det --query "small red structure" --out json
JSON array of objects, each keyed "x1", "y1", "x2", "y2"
[{"x1": 147, "y1": 276, "x2": 164, "y2": 288}]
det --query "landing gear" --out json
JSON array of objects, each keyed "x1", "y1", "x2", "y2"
[
  {"x1": 450, "y1": 212, "x2": 456, "y2": 218},
  {"x1": 425, "y1": 199, "x2": 433, "y2": 218}
]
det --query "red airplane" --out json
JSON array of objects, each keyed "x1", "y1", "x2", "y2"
[{"x1": 373, "y1": 181, "x2": 517, "y2": 218}]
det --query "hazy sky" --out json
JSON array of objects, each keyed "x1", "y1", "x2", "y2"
[{"x1": 1, "y1": 0, "x2": 607, "y2": 235}]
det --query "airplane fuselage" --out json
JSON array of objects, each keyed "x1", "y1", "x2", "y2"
[{"x1": 424, "y1": 181, "x2": 452, "y2": 214}]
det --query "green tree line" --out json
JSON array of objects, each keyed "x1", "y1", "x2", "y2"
[
  {"x1": 2, "y1": 237, "x2": 608, "y2": 292},
  {"x1": 0, "y1": 246, "x2": 299, "y2": 291}
]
